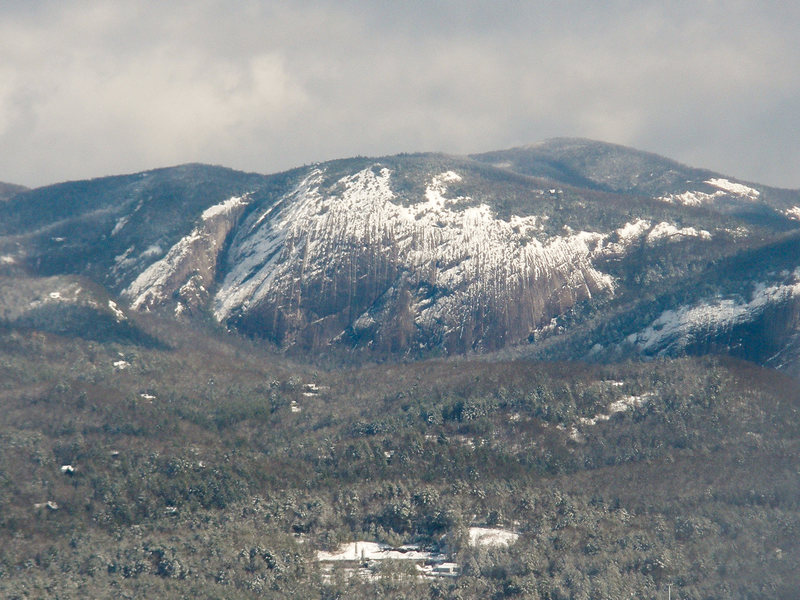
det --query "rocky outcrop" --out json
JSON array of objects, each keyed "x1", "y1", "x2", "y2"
[
  {"x1": 123, "y1": 195, "x2": 251, "y2": 316},
  {"x1": 213, "y1": 166, "x2": 615, "y2": 353}
]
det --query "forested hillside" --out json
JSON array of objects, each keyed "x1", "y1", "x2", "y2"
[{"x1": 1, "y1": 311, "x2": 798, "y2": 599}]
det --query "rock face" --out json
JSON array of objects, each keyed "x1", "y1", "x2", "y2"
[
  {"x1": 213, "y1": 166, "x2": 613, "y2": 353},
  {"x1": 124, "y1": 195, "x2": 251, "y2": 316},
  {"x1": 2, "y1": 140, "x2": 800, "y2": 368}
]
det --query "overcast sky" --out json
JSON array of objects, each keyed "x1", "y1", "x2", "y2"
[{"x1": 2, "y1": 1, "x2": 799, "y2": 189}]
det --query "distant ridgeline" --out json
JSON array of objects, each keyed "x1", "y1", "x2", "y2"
[{"x1": 1, "y1": 139, "x2": 799, "y2": 373}]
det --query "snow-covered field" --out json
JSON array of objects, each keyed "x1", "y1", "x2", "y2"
[
  {"x1": 468, "y1": 527, "x2": 519, "y2": 547},
  {"x1": 317, "y1": 542, "x2": 442, "y2": 562}
]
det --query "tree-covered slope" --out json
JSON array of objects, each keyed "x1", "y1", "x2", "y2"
[{"x1": 0, "y1": 310, "x2": 799, "y2": 598}]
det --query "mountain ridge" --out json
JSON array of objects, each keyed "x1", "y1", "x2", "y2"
[
  {"x1": 2, "y1": 138, "x2": 799, "y2": 372},
  {"x1": 0, "y1": 181, "x2": 28, "y2": 202}
]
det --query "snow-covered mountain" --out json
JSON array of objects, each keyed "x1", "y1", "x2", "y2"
[{"x1": 2, "y1": 140, "x2": 799, "y2": 371}]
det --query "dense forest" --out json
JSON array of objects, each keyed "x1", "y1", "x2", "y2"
[{"x1": 1, "y1": 312, "x2": 798, "y2": 599}]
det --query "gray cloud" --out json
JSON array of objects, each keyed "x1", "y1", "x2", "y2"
[{"x1": 1, "y1": 1, "x2": 799, "y2": 188}]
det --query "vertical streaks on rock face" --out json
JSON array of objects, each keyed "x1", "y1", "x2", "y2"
[
  {"x1": 4, "y1": 140, "x2": 799, "y2": 363},
  {"x1": 213, "y1": 166, "x2": 615, "y2": 352},
  {"x1": 123, "y1": 195, "x2": 250, "y2": 315}
]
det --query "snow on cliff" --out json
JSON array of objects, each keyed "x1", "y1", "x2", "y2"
[
  {"x1": 627, "y1": 270, "x2": 800, "y2": 353},
  {"x1": 124, "y1": 195, "x2": 249, "y2": 312},
  {"x1": 213, "y1": 166, "x2": 616, "y2": 346}
]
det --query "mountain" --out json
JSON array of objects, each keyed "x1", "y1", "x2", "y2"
[
  {"x1": 0, "y1": 181, "x2": 27, "y2": 201},
  {"x1": 2, "y1": 140, "x2": 799, "y2": 373},
  {"x1": 2, "y1": 141, "x2": 800, "y2": 598}
]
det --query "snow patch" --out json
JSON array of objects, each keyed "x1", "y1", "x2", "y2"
[
  {"x1": 317, "y1": 542, "x2": 441, "y2": 562},
  {"x1": 628, "y1": 271, "x2": 800, "y2": 353},
  {"x1": 658, "y1": 190, "x2": 721, "y2": 206},
  {"x1": 706, "y1": 178, "x2": 760, "y2": 198},
  {"x1": 616, "y1": 219, "x2": 651, "y2": 242},
  {"x1": 124, "y1": 194, "x2": 251, "y2": 311},
  {"x1": 107, "y1": 300, "x2": 126, "y2": 322},
  {"x1": 579, "y1": 393, "x2": 652, "y2": 427},
  {"x1": 140, "y1": 245, "x2": 162, "y2": 258},
  {"x1": 602, "y1": 219, "x2": 651, "y2": 255},
  {"x1": 469, "y1": 527, "x2": 519, "y2": 547},
  {"x1": 202, "y1": 195, "x2": 246, "y2": 221},
  {"x1": 1, "y1": 255, "x2": 15, "y2": 264},
  {"x1": 125, "y1": 232, "x2": 202, "y2": 310},
  {"x1": 608, "y1": 394, "x2": 650, "y2": 414},
  {"x1": 658, "y1": 179, "x2": 759, "y2": 206},
  {"x1": 111, "y1": 215, "x2": 129, "y2": 236},
  {"x1": 602, "y1": 219, "x2": 711, "y2": 255},
  {"x1": 784, "y1": 206, "x2": 800, "y2": 221},
  {"x1": 647, "y1": 222, "x2": 711, "y2": 242}
]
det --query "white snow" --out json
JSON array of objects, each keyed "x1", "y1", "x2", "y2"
[
  {"x1": 646, "y1": 222, "x2": 711, "y2": 242},
  {"x1": 628, "y1": 270, "x2": 800, "y2": 353},
  {"x1": 469, "y1": 527, "x2": 519, "y2": 547},
  {"x1": 601, "y1": 219, "x2": 711, "y2": 256},
  {"x1": 107, "y1": 300, "x2": 126, "y2": 321},
  {"x1": 213, "y1": 167, "x2": 616, "y2": 334},
  {"x1": 784, "y1": 206, "x2": 800, "y2": 221},
  {"x1": 608, "y1": 394, "x2": 650, "y2": 414},
  {"x1": 111, "y1": 215, "x2": 130, "y2": 236},
  {"x1": 578, "y1": 413, "x2": 611, "y2": 427},
  {"x1": 201, "y1": 195, "x2": 246, "y2": 221},
  {"x1": 616, "y1": 219, "x2": 651, "y2": 242},
  {"x1": 418, "y1": 562, "x2": 460, "y2": 577},
  {"x1": 112, "y1": 360, "x2": 130, "y2": 370},
  {"x1": 124, "y1": 195, "x2": 251, "y2": 310},
  {"x1": 0, "y1": 255, "x2": 15, "y2": 264},
  {"x1": 141, "y1": 245, "x2": 162, "y2": 258},
  {"x1": 705, "y1": 178, "x2": 760, "y2": 198},
  {"x1": 139, "y1": 392, "x2": 156, "y2": 401},
  {"x1": 125, "y1": 231, "x2": 203, "y2": 310},
  {"x1": 658, "y1": 190, "x2": 721, "y2": 206},
  {"x1": 317, "y1": 542, "x2": 440, "y2": 562},
  {"x1": 602, "y1": 219, "x2": 651, "y2": 255},
  {"x1": 658, "y1": 179, "x2": 759, "y2": 206},
  {"x1": 579, "y1": 393, "x2": 652, "y2": 427}
]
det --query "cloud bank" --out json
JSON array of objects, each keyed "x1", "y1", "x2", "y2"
[{"x1": 2, "y1": 1, "x2": 799, "y2": 188}]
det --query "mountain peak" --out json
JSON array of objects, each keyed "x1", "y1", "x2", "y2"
[{"x1": 1, "y1": 140, "x2": 799, "y2": 372}]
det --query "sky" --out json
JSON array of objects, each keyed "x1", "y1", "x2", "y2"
[{"x1": 2, "y1": 1, "x2": 799, "y2": 189}]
